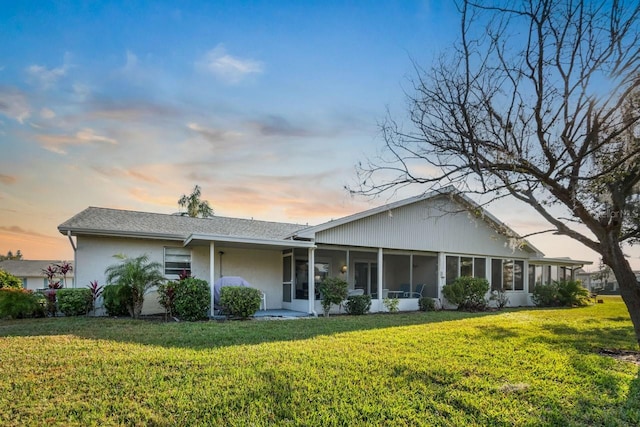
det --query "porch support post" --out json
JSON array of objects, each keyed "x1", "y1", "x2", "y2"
[
  {"x1": 377, "y1": 247, "x2": 383, "y2": 311},
  {"x1": 209, "y1": 241, "x2": 216, "y2": 317},
  {"x1": 437, "y1": 252, "x2": 445, "y2": 302},
  {"x1": 308, "y1": 247, "x2": 316, "y2": 316}
]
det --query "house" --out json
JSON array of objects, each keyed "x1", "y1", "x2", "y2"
[
  {"x1": 0, "y1": 260, "x2": 74, "y2": 291},
  {"x1": 575, "y1": 268, "x2": 640, "y2": 294},
  {"x1": 58, "y1": 187, "x2": 590, "y2": 315}
]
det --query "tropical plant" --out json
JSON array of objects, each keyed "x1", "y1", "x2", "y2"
[
  {"x1": 88, "y1": 280, "x2": 103, "y2": 315},
  {"x1": 178, "y1": 185, "x2": 213, "y2": 218},
  {"x1": 104, "y1": 254, "x2": 164, "y2": 319},
  {"x1": 317, "y1": 277, "x2": 349, "y2": 317},
  {"x1": 219, "y1": 286, "x2": 262, "y2": 319},
  {"x1": 55, "y1": 261, "x2": 73, "y2": 287},
  {"x1": 490, "y1": 289, "x2": 510, "y2": 310},
  {"x1": 158, "y1": 281, "x2": 178, "y2": 319},
  {"x1": 533, "y1": 280, "x2": 591, "y2": 308},
  {"x1": 0, "y1": 269, "x2": 22, "y2": 289},
  {"x1": 442, "y1": 277, "x2": 490, "y2": 311}
]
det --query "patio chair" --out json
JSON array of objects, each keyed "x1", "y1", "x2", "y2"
[
  {"x1": 405, "y1": 283, "x2": 426, "y2": 298},
  {"x1": 348, "y1": 288, "x2": 365, "y2": 296},
  {"x1": 399, "y1": 283, "x2": 411, "y2": 298}
]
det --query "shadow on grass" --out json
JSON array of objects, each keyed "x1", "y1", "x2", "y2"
[{"x1": 0, "y1": 310, "x2": 503, "y2": 350}]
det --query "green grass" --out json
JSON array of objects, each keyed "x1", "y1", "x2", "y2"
[{"x1": 1, "y1": 296, "x2": 638, "y2": 426}]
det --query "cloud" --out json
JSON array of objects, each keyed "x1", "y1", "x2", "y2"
[
  {"x1": 187, "y1": 122, "x2": 242, "y2": 143},
  {"x1": 0, "y1": 87, "x2": 30, "y2": 123},
  {"x1": 26, "y1": 54, "x2": 72, "y2": 89},
  {"x1": 0, "y1": 174, "x2": 17, "y2": 184},
  {"x1": 40, "y1": 108, "x2": 56, "y2": 119},
  {"x1": 0, "y1": 225, "x2": 50, "y2": 238},
  {"x1": 36, "y1": 128, "x2": 118, "y2": 154},
  {"x1": 248, "y1": 115, "x2": 311, "y2": 137},
  {"x1": 92, "y1": 166, "x2": 162, "y2": 184},
  {"x1": 196, "y1": 44, "x2": 263, "y2": 84}
]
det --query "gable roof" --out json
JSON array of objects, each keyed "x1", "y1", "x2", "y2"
[
  {"x1": 0, "y1": 260, "x2": 74, "y2": 278},
  {"x1": 293, "y1": 186, "x2": 544, "y2": 256},
  {"x1": 58, "y1": 207, "x2": 306, "y2": 241}
]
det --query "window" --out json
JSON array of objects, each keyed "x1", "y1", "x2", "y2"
[
  {"x1": 514, "y1": 260, "x2": 524, "y2": 291},
  {"x1": 164, "y1": 247, "x2": 191, "y2": 276},
  {"x1": 502, "y1": 260, "x2": 514, "y2": 290},
  {"x1": 446, "y1": 256, "x2": 486, "y2": 284}
]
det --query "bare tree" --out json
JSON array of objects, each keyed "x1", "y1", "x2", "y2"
[
  {"x1": 352, "y1": 1, "x2": 640, "y2": 344},
  {"x1": 178, "y1": 185, "x2": 214, "y2": 218}
]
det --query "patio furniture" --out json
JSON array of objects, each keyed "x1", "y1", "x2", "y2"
[{"x1": 405, "y1": 283, "x2": 426, "y2": 298}]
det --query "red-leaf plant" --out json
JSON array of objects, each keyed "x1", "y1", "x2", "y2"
[{"x1": 88, "y1": 280, "x2": 103, "y2": 315}]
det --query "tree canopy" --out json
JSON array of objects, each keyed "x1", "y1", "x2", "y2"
[
  {"x1": 352, "y1": 0, "x2": 640, "y2": 345},
  {"x1": 178, "y1": 185, "x2": 213, "y2": 218}
]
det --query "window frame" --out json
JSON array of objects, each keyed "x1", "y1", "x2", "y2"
[{"x1": 164, "y1": 247, "x2": 192, "y2": 277}]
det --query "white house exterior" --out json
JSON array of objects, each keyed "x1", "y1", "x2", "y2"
[
  {"x1": 0, "y1": 260, "x2": 74, "y2": 291},
  {"x1": 58, "y1": 188, "x2": 590, "y2": 315}
]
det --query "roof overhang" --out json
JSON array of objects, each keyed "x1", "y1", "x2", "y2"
[
  {"x1": 184, "y1": 233, "x2": 316, "y2": 250},
  {"x1": 58, "y1": 227, "x2": 184, "y2": 241},
  {"x1": 529, "y1": 257, "x2": 593, "y2": 266}
]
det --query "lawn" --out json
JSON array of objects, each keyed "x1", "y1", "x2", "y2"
[{"x1": 1, "y1": 296, "x2": 638, "y2": 426}]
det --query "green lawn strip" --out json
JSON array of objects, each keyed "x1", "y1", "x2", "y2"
[{"x1": 0, "y1": 296, "x2": 638, "y2": 426}]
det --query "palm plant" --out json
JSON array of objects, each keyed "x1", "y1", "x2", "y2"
[{"x1": 104, "y1": 254, "x2": 164, "y2": 319}]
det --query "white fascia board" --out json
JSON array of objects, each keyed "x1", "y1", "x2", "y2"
[
  {"x1": 58, "y1": 227, "x2": 184, "y2": 241},
  {"x1": 530, "y1": 257, "x2": 594, "y2": 266},
  {"x1": 184, "y1": 233, "x2": 316, "y2": 248}
]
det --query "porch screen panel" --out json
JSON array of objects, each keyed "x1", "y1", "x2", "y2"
[
  {"x1": 502, "y1": 260, "x2": 514, "y2": 290},
  {"x1": 491, "y1": 259, "x2": 502, "y2": 291},
  {"x1": 528, "y1": 265, "x2": 536, "y2": 293},
  {"x1": 474, "y1": 258, "x2": 486, "y2": 279},
  {"x1": 514, "y1": 260, "x2": 524, "y2": 290},
  {"x1": 445, "y1": 256, "x2": 459, "y2": 285},
  {"x1": 460, "y1": 257, "x2": 473, "y2": 277},
  {"x1": 282, "y1": 255, "x2": 292, "y2": 303}
]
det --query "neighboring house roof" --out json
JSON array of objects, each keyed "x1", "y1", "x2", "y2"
[
  {"x1": 0, "y1": 260, "x2": 74, "y2": 277},
  {"x1": 58, "y1": 207, "x2": 306, "y2": 242}
]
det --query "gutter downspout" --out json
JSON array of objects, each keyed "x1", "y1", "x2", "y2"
[{"x1": 67, "y1": 231, "x2": 77, "y2": 288}]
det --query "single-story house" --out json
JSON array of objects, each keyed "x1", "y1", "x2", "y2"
[
  {"x1": 0, "y1": 260, "x2": 74, "y2": 291},
  {"x1": 58, "y1": 187, "x2": 590, "y2": 315}
]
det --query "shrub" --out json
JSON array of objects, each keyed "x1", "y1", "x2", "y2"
[
  {"x1": 383, "y1": 297, "x2": 399, "y2": 313},
  {"x1": 174, "y1": 278, "x2": 210, "y2": 321},
  {"x1": 317, "y1": 277, "x2": 349, "y2": 317},
  {"x1": 532, "y1": 280, "x2": 590, "y2": 307},
  {"x1": 219, "y1": 287, "x2": 262, "y2": 319},
  {"x1": 88, "y1": 280, "x2": 103, "y2": 315},
  {"x1": 442, "y1": 276, "x2": 489, "y2": 311},
  {"x1": 418, "y1": 297, "x2": 436, "y2": 312},
  {"x1": 345, "y1": 294, "x2": 371, "y2": 315},
  {"x1": 57, "y1": 288, "x2": 93, "y2": 316},
  {"x1": 0, "y1": 269, "x2": 22, "y2": 289},
  {"x1": 0, "y1": 289, "x2": 45, "y2": 319},
  {"x1": 557, "y1": 280, "x2": 591, "y2": 306},
  {"x1": 102, "y1": 284, "x2": 130, "y2": 316},
  {"x1": 490, "y1": 288, "x2": 510, "y2": 309}
]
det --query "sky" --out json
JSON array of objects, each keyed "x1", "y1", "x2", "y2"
[{"x1": 0, "y1": 0, "x2": 638, "y2": 271}]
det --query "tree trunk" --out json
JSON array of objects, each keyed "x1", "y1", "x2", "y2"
[{"x1": 603, "y1": 239, "x2": 640, "y2": 347}]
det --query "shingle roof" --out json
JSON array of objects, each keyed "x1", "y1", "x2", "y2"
[
  {"x1": 58, "y1": 207, "x2": 307, "y2": 241},
  {"x1": 0, "y1": 260, "x2": 74, "y2": 278}
]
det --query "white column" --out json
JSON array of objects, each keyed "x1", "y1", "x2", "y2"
[
  {"x1": 308, "y1": 248, "x2": 316, "y2": 315},
  {"x1": 437, "y1": 252, "x2": 446, "y2": 300},
  {"x1": 377, "y1": 248, "x2": 383, "y2": 310},
  {"x1": 209, "y1": 241, "x2": 216, "y2": 317}
]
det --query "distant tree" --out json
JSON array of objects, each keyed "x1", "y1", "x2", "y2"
[
  {"x1": 178, "y1": 185, "x2": 214, "y2": 218},
  {"x1": 352, "y1": 1, "x2": 640, "y2": 344},
  {"x1": 0, "y1": 250, "x2": 23, "y2": 261}
]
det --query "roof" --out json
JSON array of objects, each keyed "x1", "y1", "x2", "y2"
[
  {"x1": 58, "y1": 207, "x2": 306, "y2": 241},
  {"x1": 0, "y1": 260, "x2": 74, "y2": 277}
]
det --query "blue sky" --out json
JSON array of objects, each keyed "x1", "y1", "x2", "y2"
[{"x1": 0, "y1": 1, "x2": 635, "y2": 269}]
